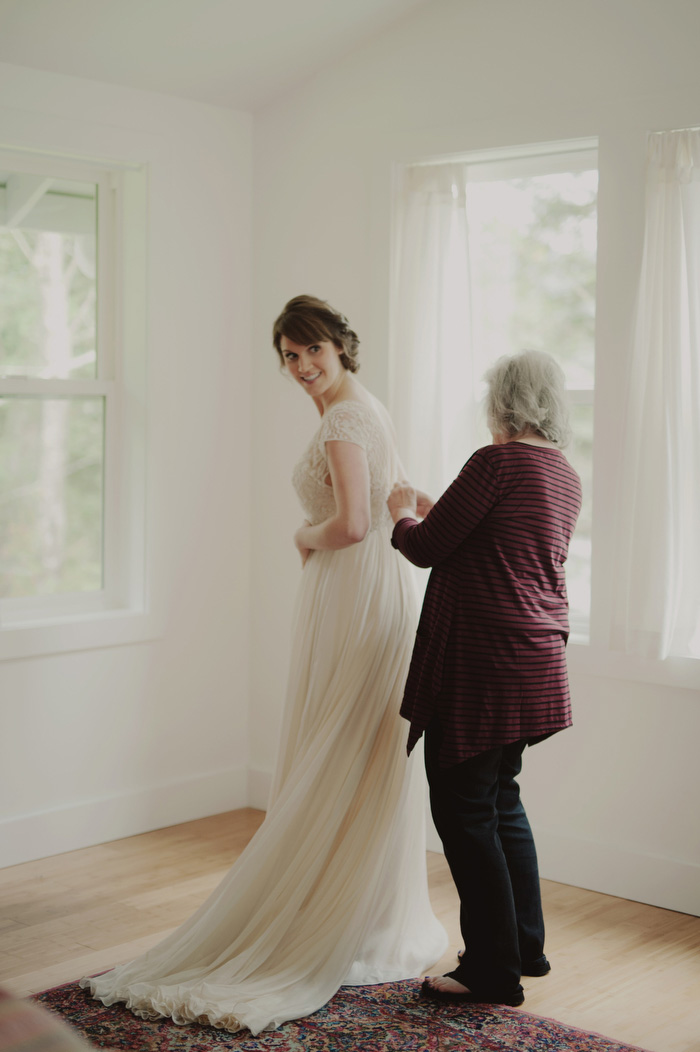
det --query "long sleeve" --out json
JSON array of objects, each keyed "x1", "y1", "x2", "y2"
[{"x1": 391, "y1": 449, "x2": 500, "y2": 568}]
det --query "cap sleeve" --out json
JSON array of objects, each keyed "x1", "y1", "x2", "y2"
[{"x1": 319, "y1": 401, "x2": 372, "y2": 451}]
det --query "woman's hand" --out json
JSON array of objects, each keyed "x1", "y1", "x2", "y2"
[
  {"x1": 387, "y1": 482, "x2": 418, "y2": 524},
  {"x1": 415, "y1": 489, "x2": 435, "y2": 518},
  {"x1": 294, "y1": 520, "x2": 312, "y2": 567}
]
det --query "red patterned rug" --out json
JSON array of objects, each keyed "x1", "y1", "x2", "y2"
[{"x1": 34, "y1": 979, "x2": 650, "y2": 1052}]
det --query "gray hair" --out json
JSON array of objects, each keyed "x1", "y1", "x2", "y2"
[{"x1": 484, "y1": 350, "x2": 572, "y2": 447}]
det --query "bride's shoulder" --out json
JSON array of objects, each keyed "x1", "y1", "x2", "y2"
[
  {"x1": 319, "y1": 397, "x2": 386, "y2": 448},
  {"x1": 327, "y1": 397, "x2": 372, "y2": 415},
  {"x1": 328, "y1": 390, "x2": 390, "y2": 419}
]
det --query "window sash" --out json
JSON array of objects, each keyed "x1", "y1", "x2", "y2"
[{"x1": 0, "y1": 150, "x2": 141, "y2": 627}]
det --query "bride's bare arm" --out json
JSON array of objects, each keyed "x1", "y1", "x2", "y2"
[{"x1": 294, "y1": 440, "x2": 371, "y2": 561}]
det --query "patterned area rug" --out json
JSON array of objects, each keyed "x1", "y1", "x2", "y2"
[{"x1": 34, "y1": 980, "x2": 650, "y2": 1052}]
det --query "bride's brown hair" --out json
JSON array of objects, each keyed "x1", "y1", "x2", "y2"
[{"x1": 273, "y1": 295, "x2": 360, "y2": 373}]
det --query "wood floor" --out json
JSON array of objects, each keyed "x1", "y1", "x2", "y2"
[{"x1": 1, "y1": 809, "x2": 698, "y2": 1052}]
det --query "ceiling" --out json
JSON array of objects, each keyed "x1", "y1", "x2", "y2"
[{"x1": 0, "y1": 0, "x2": 430, "y2": 112}]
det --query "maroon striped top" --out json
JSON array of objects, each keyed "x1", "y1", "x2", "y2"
[{"x1": 391, "y1": 442, "x2": 582, "y2": 765}]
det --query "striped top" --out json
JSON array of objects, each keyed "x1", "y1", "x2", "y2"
[{"x1": 391, "y1": 442, "x2": 582, "y2": 765}]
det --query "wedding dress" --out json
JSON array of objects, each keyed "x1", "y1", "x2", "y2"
[{"x1": 81, "y1": 396, "x2": 447, "y2": 1034}]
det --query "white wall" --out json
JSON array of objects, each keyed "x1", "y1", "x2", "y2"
[
  {"x1": 251, "y1": 0, "x2": 700, "y2": 914},
  {"x1": 0, "y1": 63, "x2": 253, "y2": 866}
]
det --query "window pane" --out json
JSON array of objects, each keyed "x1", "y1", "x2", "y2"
[
  {"x1": 464, "y1": 166, "x2": 597, "y2": 638},
  {"x1": 0, "y1": 396, "x2": 104, "y2": 597},
  {"x1": 0, "y1": 175, "x2": 97, "y2": 379},
  {"x1": 467, "y1": 170, "x2": 597, "y2": 388}
]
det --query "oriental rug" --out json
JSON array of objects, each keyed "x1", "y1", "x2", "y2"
[{"x1": 34, "y1": 979, "x2": 651, "y2": 1052}]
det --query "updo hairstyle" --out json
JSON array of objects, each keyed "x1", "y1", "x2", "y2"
[
  {"x1": 484, "y1": 350, "x2": 572, "y2": 447},
  {"x1": 273, "y1": 295, "x2": 360, "y2": 373}
]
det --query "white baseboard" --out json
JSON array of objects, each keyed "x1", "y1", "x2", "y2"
[
  {"x1": 533, "y1": 826, "x2": 700, "y2": 917},
  {"x1": 245, "y1": 768, "x2": 698, "y2": 916},
  {"x1": 8, "y1": 768, "x2": 695, "y2": 919},
  {"x1": 431, "y1": 816, "x2": 698, "y2": 917},
  {"x1": 0, "y1": 766, "x2": 248, "y2": 869},
  {"x1": 429, "y1": 819, "x2": 698, "y2": 916},
  {"x1": 247, "y1": 766, "x2": 273, "y2": 810}
]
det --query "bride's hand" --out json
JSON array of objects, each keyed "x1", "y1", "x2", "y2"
[
  {"x1": 294, "y1": 520, "x2": 312, "y2": 568},
  {"x1": 387, "y1": 482, "x2": 417, "y2": 523}
]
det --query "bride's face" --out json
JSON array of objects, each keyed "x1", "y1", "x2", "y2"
[{"x1": 280, "y1": 337, "x2": 345, "y2": 398}]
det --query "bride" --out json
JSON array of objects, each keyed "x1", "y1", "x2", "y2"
[{"x1": 81, "y1": 295, "x2": 447, "y2": 1035}]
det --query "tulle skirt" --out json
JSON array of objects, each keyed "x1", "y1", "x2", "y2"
[{"x1": 81, "y1": 528, "x2": 447, "y2": 1034}]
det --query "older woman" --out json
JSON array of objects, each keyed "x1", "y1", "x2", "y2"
[{"x1": 388, "y1": 350, "x2": 582, "y2": 1008}]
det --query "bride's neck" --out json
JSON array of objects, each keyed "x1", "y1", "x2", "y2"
[{"x1": 318, "y1": 373, "x2": 358, "y2": 414}]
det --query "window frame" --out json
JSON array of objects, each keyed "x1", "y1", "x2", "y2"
[
  {"x1": 372, "y1": 133, "x2": 700, "y2": 690},
  {"x1": 0, "y1": 148, "x2": 154, "y2": 660}
]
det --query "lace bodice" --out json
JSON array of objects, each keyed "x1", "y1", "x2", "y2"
[{"x1": 292, "y1": 398, "x2": 400, "y2": 532}]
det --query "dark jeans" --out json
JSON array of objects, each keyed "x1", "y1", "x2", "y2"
[{"x1": 424, "y1": 721, "x2": 545, "y2": 999}]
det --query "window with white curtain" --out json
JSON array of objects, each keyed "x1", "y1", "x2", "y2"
[
  {"x1": 0, "y1": 149, "x2": 147, "y2": 640},
  {"x1": 390, "y1": 140, "x2": 597, "y2": 642}
]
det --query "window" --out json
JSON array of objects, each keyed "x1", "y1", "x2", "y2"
[
  {"x1": 0, "y1": 150, "x2": 148, "y2": 651},
  {"x1": 391, "y1": 140, "x2": 597, "y2": 641},
  {"x1": 463, "y1": 149, "x2": 597, "y2": 638}
]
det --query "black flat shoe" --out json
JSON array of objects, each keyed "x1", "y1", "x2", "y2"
[
  {"x1": 456, "y1": 950, "x2": 551, "y2": 977},
  {"x1": 421, "y1": 976, "x2": 525, "y2": 1007}
]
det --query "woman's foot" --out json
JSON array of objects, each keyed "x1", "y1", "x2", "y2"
[
  {"x1": 421, "y1": 973, "x2": 525, "y2": 1007},
  {"x1": 425, "y1": 974, "x2": 471, "y2": 996}
]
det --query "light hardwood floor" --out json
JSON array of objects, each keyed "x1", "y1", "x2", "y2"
[{"x1": 1, "y1": 809, "x2": 698, "y2": 1052}]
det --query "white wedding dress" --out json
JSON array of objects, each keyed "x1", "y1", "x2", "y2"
[{"x1": 81, "y1": 396, "x2": 447, "y2": 1035}]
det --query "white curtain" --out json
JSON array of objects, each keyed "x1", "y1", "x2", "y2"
[
  {"x1": 389, "y1": 163, "x2": 479, "y2": 502},
  {"x1": 611, "y1": 129, "x2": 700, "y2": 659}
]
